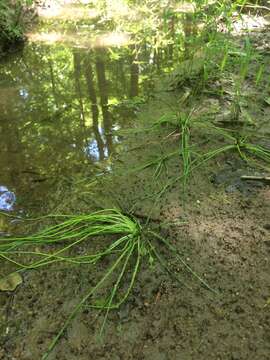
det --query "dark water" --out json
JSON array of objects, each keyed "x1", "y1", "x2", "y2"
[{"x1": 0, "y1": 2, "x2": 177, "y2": 212}]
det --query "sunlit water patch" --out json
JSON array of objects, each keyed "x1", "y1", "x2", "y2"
[{"x1": 27, "y1": 31, "x2": 130, "y2": 48}]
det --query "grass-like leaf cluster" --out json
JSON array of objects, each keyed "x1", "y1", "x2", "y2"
[
  {"x1": 0, "y1": 210, "x2": 142, "y2": 357},
  {"x1": 130, "y1": 113, "x2": 270, "y2": 199},
  {"x1": 0, "y1": 209, "x2": 214, "y2": 359}
]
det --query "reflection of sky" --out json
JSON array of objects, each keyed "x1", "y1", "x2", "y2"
[
  {"x1": 0, "y1": 185, "x2": 16, "y2": 211},
  {"x1": 112, "y1": 124, "x2": 121, "y2": 143},
  {"x1": 85, "y1": 139, "x2": 108, "y2": 161},
  {"x1": 98, "y1": 125, "x2": 104, "y2": 135},
  {"x1": 19, "y1": 88, "x2": 29, "y2": 99},
  {"x1": 84, "y1": 124, "x2": 121, "y2": 161},
  {"x1": 85, "y1": 126, "x2": 106, "y2": 161}
]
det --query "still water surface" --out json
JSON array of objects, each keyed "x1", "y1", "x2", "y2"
[
  {"x1": 0, "y1": 5, "x2": 154, "y2": 210},
  {"x1": 0, "y1": 1, "x2": 177, "y2": 212}
]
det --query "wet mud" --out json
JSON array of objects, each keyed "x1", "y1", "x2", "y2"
[{"x1": 0, "y1": 2, "x2": 269, "y2": 360}]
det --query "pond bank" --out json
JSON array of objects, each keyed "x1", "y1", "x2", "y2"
[{"x1": 0, "y1": 1, "x2": 270, "y2": 359}]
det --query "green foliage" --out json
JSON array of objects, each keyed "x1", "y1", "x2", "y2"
[
  {"x1": 0, "y1": 209, "x2": 214, "y2": 358},
  {"x1": 129, "y1": 111, "x2": 270, "y2": 200},
  {"x1": 0, "y1": 0, "x2": 33, "y2": 50},
  {"x1": 1, "y1": 0, "x2": 269, "y2": 356},
  {"x1": 0, "y1": 209, "x2": 143, "y2": 357}
]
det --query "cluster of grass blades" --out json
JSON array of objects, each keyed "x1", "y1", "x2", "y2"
[
  {"x1": 0, "y1": 209, "x2": 216, "y2": 359},
  {"x1": 131, "y1": 150, "x2": 178, "y2": 179},
  {"x1": 0, "y1": 209, "x2": 142, "y2": 358},
  {"x1": 131, "y1": 112, "x2": 270, "y2": 204},
  {"x1": 162, "y1": 127, "x2": 269, "y2": 198}
]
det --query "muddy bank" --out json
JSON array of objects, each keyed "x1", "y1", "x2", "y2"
[
  {"x1": 0, "y1": 162, "x2": 269, "y2": 360},
  {"x1": 0, "y1": 82, "x2": 269, "y2": 360},
  {"x1": 0, "y1": 2, "x2": 270, "y2": 360}
]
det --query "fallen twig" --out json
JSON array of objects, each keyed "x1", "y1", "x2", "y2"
[{"x1": 241, "y1": 175, "x2": 270, "y2": 183}]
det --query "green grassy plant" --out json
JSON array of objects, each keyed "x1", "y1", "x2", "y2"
[
  {"x1": 139, "y1": 118, "x2": 270, "y2": 202},
  {"x1": 0, "y1": 209, "x2": 215, "y2": 359},
  {"x1": 179, "y1": 112, "x2": 192, "y2": 195},
  {"x1": 0, "y1": 209, "x2": 142, "y2": 358}
]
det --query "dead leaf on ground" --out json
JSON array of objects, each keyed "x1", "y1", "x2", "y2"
[{"x1": 0, "y1": 273, "x2": 23, "y2": 292}]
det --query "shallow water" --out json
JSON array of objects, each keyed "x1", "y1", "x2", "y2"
[
  {"x1": 1, "y1": 5, "x2": 270, "y2": 360},
  {"x1": 0, "y1": 1, "x2": 174, "y2": 213}
]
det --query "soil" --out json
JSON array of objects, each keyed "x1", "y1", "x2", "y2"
[
  {"x1": 0, "y1": 96, "x2": 269, "y2": 360},
  {"x1": 0, "y1": 192, "x2": 269, "y2": 360},
  {"x1": 0, "y1": 3, "x2": 269, "y2": 360}
]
